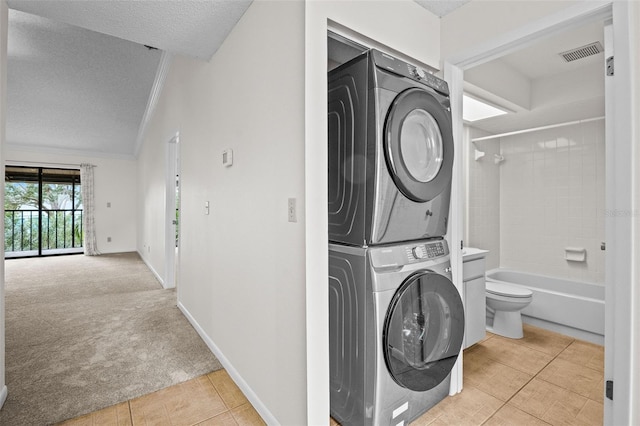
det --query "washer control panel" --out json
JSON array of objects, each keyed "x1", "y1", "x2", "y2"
[
  {"x1": 406, "y1": 241, "x2": 446, "y2": 262},
  {"x1": 369, "y1": 239, "x2": 449, "y2": 270}
]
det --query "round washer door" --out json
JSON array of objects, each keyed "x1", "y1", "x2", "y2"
[
  {"x1": 384, "y1": 88, "x2": 454, "y2": 202},
  {"x1": 382, "y1": 270, "x2": 464, "y2": 392}
]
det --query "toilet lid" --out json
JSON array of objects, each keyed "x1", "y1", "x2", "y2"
[{"x1": 486, "y1": 281, "x2": 532, "y2": 298}]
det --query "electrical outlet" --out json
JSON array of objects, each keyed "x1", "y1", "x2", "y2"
[{"x1": 288, "y1": 198, "x2": 297, "y2": 222}]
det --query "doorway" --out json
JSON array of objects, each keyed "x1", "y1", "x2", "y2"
[
  {"x1": 444, "y1": 2, "x2": 636, "y2": 423},
  {"x1": 164, "y1": 133, "x2": 180, "y2": 289}
]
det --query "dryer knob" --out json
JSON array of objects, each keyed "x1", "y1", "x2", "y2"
[
  {"x1": 412, "y1": 246, "x2": 427, "y2": 259},
  {"x1": 409, "y1": 66, "x2": 423, "y2": 80}
]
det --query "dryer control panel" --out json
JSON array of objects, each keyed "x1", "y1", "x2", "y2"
[
  {"x1": 370, "y1": 239, "x2": 449, "y2": 269},
  {"x1": 370, "y1": 49, "x2": 449, "y2": 96}
]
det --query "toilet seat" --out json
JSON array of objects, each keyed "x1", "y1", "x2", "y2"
[{"x1": 486, "y1": 281, "x2": 532, "y2": 298}]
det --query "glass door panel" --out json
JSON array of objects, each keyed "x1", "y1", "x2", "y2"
[{"x1": 4, "y1": 166, "x2": 83, "y2": 258}]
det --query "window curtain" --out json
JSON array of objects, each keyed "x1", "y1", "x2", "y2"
[{"x1": 80, "y1": 163, "x2": 100, "y2": 256}]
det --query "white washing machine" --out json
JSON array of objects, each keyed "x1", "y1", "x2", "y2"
[
  {"x1": 328, "y1": 49, "x2": 454, "y2": 247},
  {"x1": 329, "y1": 239, "x2": 464, "y2": 425}
]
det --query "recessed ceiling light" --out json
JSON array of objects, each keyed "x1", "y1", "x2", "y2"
[{"x1": 463, "y1": 94, "x2": 509, "y2": 122}]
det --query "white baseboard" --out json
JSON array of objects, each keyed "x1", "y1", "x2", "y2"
[
  {"x1": 0, "y1": 385, "x2": 7, "y2": 409},
  {"x1": 177, "y1": 301, "x2": 278, "y2": 425},
  {"x1": 136, "y1": 250, "x2": 166, "y2": 288}
]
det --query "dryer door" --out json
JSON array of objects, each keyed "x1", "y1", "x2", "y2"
[
  {"x1": 382, "y1": 270, "x2": 464, "y2": 392},
  {"x1": 384, "y1": 88, "x2": 454, "y2": 202}
]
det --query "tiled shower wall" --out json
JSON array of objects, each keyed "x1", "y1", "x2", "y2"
[
  {"x1": 466, "y1": 120, "x2": 605, "y2": 284},
  {"x1": 466, "y1": 127, "x2": 501, "y2": 270}
]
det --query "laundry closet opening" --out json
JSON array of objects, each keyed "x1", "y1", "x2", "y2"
[
  {"x1": 462, "y1": 19, "x2": 606, "y2": 345},
  {"x1": 327, "y1": 31, "x2": 462, "y2": 425}
]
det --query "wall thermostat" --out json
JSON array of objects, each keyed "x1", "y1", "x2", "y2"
[{"x1": 222, "y1": 149, "x2": 233, "y2": 167}]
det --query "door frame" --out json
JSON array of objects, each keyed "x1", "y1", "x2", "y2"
[
  {"x1": 164, "y1": 132, "x2": 179, "y2": 289},
  {"x1": 443, "y1": 2, "x2": 635, "y2": 423}
]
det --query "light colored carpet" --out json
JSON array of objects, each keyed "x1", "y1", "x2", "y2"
[{"x1": 0, "y1": 252, "x2": 222, "y2": 425}]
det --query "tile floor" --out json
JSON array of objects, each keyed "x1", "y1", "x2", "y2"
[
  {"x1": 57, "y1": 370, "x2": 266, "y2": 426},
  {"x1": 412, "y1": 324, "x2": 604, "y2": 426},
  {"x1": 59, "y1": 324, "x2": 604, "y2": 426}
]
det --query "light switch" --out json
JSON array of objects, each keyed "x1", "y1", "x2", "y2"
[
  {"x1": 222, "y1": 149, "x2": 233, "y2": 167},
  {"x1": 288, "y1": 198, "x2": 297, "y2": 222}
]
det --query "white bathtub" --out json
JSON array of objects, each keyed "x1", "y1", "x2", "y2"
[{"x1": 485, "y1": 268, "x2": 605, "y2": 345}]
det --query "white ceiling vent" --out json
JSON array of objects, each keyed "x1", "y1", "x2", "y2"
[{"x1": 559, "y1": 42, "x2": 603, "y2": 62}]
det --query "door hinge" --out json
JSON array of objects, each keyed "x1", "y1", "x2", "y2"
[
  {"x1": 460, "y1": 240, "x2": 464, "y2": 250},
  {"x1": 606, "y1": 56, "x2": 614, "y2": 76},
  {"x1": 606, "y1": 380, "x2": 613, "y2": 400}
]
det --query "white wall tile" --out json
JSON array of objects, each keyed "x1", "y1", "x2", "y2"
[{"x1": 467, "y1": 119, "x2": 605, "y2": 284}]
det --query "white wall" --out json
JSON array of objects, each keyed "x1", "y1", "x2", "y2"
[
  {"x1": 4, "y1": 148, "x2": 138, "y2": 255},
  {"x1": 531, "y1": 63, "x2": 603, "y2": 110},
  {"x1": 137, "y1": 1, "x2": 306, "y2": 424},
  {"x1": 465, "y1": 60, "x2": 531, "y2": 111},
  {"x1": 621, "y1": 2, "x2": 640, "y2": 422},
  {"x1": 441, "y1": 1, "x2": 580, "y2": 63},
  {"x1": 0, "y1": 0, "x2": 7, "y2": 409},
  {"x1": 305, "y1": 1, "x2": 441, "y2": 422}
]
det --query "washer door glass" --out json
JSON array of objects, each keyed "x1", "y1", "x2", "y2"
[
  {"x1": 400, "y1": 109, "x2": 443, "y2": 183},
  {"x1": 385, "y1": 88, "x2": 454, "y2": 202},
  {"x1": 382, "y1": 270, "x2": 464, "y2": 392}
]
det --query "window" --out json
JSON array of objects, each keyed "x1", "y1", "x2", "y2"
[{"x1": 5, "y1": 166, "x2": 83, "y2": 257}]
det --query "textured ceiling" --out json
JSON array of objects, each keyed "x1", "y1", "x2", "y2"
[
  {"x1": 7, "y1": 0, "x2": 253, "y2": 61},
  {"x1": 7, "y1": 10, "x2": 162, "y2": 157},
  {"x1": 466, "y1": 20, "x2": 605, "y2": 135},
  {"x1": 5, "y1": 1, "x2": 253, "y2": 158},
  {"x1": 413, "y1": 0, "x2": 472, "y2": 17}
]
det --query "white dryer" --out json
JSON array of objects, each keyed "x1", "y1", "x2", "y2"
[
  {"x1": 329, "y1": 239, "x2": 464, "y2": 425},
  {"x1": 328, "y1": 49, "x2": 454, "y2": 247}
]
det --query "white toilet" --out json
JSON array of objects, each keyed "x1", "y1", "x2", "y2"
[{"x1": 485, "y1": 281, "x2": 533, "y2": 339}]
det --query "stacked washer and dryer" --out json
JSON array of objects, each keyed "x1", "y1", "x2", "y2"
[{"x1": 328, "y1": 49, "x2": 464, "y2": 425}]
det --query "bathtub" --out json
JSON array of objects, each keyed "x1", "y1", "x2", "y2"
[{"x1": 485, "y1": 268, "x2": 604, "y2": 345}]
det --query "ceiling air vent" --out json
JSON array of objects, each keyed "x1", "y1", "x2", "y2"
[{"x1": 559, "y1": 42, "x2": 603, "y2": 62}]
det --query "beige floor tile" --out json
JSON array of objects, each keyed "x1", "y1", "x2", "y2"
[
  {"x1": 208, "y1": 370, "x2": 249, "y2": 409},
  {"x1": 196, "y1": 411, "x2": 239, "y2": 426},
  {"x1": 57, "y1": 402, "x2": 132, "y2": 426},
  {"x1": 483, "y1": 404, "x2": 551, "y2": 426},
  {"x1": 537, "y1": 357, "x2": 603, "y2": 399},
  {"x1": 557, "y1": 340, "x2": 604, "y2": 373},
  {"x1": 509, "y1": 378, "x2": 588, "y2": 424},
  {"x1": 468, "y1": 336, "x2": 554, "y2": 376},
  {"x1": 573, "y1": 399, "x2": 604, "y2": 426},
  {"x1": 463, "y1": 349, "x2": 533, "y2": 401},
  {"x1": 330, "y1": 416, "x2": 340, "y2": 426},
  {"x1": 501, "y1": 324, "x2": 575, "y2": 356},
  {"x1": 411, "y1": 384, "x2": 503, "y2": 425},
  {"x1": 587, "y1": 377, "x2": 605, "y2": 403},
  {"x1": 230, "y1": 403, "x2": 266, "y2": 426},
  {"x1": 130, "y1": 375, "x2": 227, "y2": 426}
]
